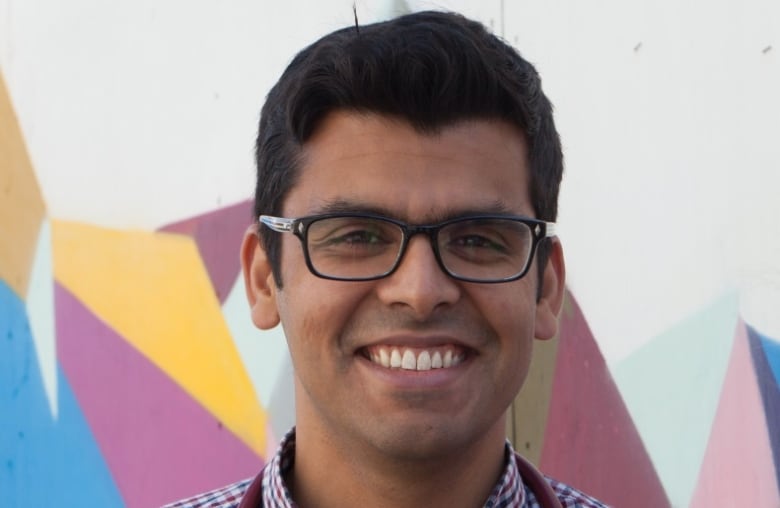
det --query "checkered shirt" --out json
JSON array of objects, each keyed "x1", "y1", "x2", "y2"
[{"x1": 162, "y1": 429, "x2": 607, "y2": 508}]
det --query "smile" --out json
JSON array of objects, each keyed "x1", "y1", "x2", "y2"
[{"x1": 362, "y1": 346, "x2": 466, "y2": 371}]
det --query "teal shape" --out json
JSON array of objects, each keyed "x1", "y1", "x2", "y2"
[
  {"x1": 612, "y1": 292, "x2": 739, "y2": 508},
  {"x1": 223, "y1": 273, "x2": 293, "y2": 435}
]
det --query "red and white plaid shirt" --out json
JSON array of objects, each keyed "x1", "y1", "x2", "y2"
[{"x1": 163, "y1": 429, "x2": 607, "y2": 508}]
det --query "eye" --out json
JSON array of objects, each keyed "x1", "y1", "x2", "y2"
[
  {"x1": 326, "y1": 228, "x2": 388, "y2": 246},
  {"x1": 448, "y1": 234, "x2": 507, "y2": 251},
  {"x1": 307, "y1": 217, "x2": 400, "y2": 255},
  {"x1": 443, "y1": 222, "x2": 511, "y2": 254},
  {"x1": 438, "y1": 219, "x2": 533, "y2": 266}
]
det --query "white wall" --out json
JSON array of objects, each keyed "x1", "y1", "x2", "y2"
[
  {"x1": 419, "y1": 0, "x2": 780, "y2": 364},
  {"x1": 2, "y1": 0, "x2": 778, "y2": 371}
]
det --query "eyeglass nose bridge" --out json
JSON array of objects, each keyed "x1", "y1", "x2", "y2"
[{"x1": 390, "y1": 224, "x2": 450, "y2": 277}]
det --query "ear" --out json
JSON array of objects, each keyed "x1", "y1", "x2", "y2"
[
  {"x1": 240, "y1": 226, "x2": 281, "y2": 330},
  {"x1": 534, "y1": 238, "x2": 566, "y2": 341}
]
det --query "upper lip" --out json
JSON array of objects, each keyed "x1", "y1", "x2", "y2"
[{"x1": 354, "y1": 333, "x2": 476, "y2": 353}]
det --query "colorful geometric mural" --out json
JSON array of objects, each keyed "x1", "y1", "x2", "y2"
[
  {"x1": 8, "y1": 208, "x2": 780, "y2": 507},
  {"x1": 3, "y1": 65, "x2": 780, "y2": 508},
  {"x1": 52, "y1": 219, "x2": 268, "y2": 457},
  {"x1": 0, "y1": 74, "x2": 46, "y2": 301},
  {"x1": 539, "y1": 294, "x2": 670, "y2": 507},
  {"x1": 611, "y1": 293, "x2": 740, "y2": 506},
  {"x1": 690, "y1": 322, "x2": 780, "y2": 507},
  {"x1": 749, "y1": 328, "x2": 780, "y2": 493},
  {"x1": 56, "y1": 283, "x2": 265, "y2": 506},
  {"x1": 1, "y1": 283, "x2": 125, "y2": 506}
]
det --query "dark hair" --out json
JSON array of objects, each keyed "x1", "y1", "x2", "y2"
[{"x1": 254, "y1": 10, "x2": 563, "y2": 287}]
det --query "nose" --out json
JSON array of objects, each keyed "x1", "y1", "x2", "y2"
[{"x1": 375, "y1": 235, "x2": 461, "y2": 319}]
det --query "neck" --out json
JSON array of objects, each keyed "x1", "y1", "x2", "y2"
[{"x1": 289, "y1": 420, "x2": 507, "y2": 508}]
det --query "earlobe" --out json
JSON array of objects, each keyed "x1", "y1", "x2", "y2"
[
  {"x1": 534, "y1": 238, "x2": 566, "y2": 341},
  {"x1": 240, "y1": 226, "x2": 281, "y2": 330}
]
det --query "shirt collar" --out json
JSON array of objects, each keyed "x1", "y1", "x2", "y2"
[{"x1": 250, "y1": 428, "x2": 527, "y2": 508}]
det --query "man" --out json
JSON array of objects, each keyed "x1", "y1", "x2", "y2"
[{"x1": 166, "y1": 10, "x2": 606, "y2": 508}]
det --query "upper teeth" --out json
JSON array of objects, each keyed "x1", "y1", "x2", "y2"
[{"x1": 369, "y1": 347, "x2": 463, "y2": 371}]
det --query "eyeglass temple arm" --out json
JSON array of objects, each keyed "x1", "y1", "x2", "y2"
[{"x1": 259, "y1": 215, "x2": 295, "y2": 233}]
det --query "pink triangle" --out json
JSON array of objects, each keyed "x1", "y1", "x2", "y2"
[
  {"x1": 159, "y1": 200, "x2": 253, "y2": 304},
  {"x1": 55, "y1": 283, "x2": 264, "y2": 507},
  {"x1": 689, "y1": 321, "x2": 780, "y2": 506},
  {"x1": 540, "y1": 291, "x2": 670, "y2": 507}
]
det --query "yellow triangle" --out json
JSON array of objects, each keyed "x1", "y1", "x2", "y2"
[
  {"x1": 52, "y1": 219, "x2": 267, "y2": 456},
  {"x1": 0, "y1": 71, "x2": 46, "y2": 298}
]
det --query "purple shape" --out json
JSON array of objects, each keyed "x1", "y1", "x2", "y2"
[
  {"x1": 159, "y1": 200, "x2": 253, "y2": 304},
  {"x1": 55, "y1": 283, "x2": 264, "y2": 507},
  {"x1": 747, "y1": 326, "x2": 780, "y2": 493}
]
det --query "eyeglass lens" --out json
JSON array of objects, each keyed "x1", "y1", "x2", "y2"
[{"x1": 305, "y1": 216, "x2": 534, "y2": 281}]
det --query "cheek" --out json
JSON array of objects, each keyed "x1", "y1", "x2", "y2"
[
  {"x1": 480, "y1": 286, "x2": 537, "y2": 382},
  {"x1": 477, "y1": 284, "x2": 537, "y2": 335},
  {"x1": 276, "y1": 276, "x2": 369, "y2": 358}
]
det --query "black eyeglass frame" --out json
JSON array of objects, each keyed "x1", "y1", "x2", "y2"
[{"x1": 259, "y1": 213, "x2": 557, "y2": 283}]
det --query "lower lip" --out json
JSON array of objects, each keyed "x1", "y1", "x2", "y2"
[{"x1": 356, "y1": 353, "x2": 471, "y2": 390}]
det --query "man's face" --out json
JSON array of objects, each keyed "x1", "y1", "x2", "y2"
[{"x1": 244, "y1": 111, "x2": 564, "y2": 461}]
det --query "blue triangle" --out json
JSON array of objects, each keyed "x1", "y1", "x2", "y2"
[
  {"x1": 0, "y1": 280, "x2": 125, "y2": 506},
  {"x1": 758, "y1": 333, "x2": 780, "y2": 393},
  {"x1": 746, "y1": 326, "x2": 780, "y2": 494}
]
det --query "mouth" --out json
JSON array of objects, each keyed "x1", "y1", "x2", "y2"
[{"x1": 360, "y1": 345, "x2": 467, "y2": 372}]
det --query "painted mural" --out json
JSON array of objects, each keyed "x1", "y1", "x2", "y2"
[{"x1": 3, "y1": 39, "x2": 780, "y2": 508}]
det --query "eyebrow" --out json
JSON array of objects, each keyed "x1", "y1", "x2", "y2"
[{"x1": 310, "y1": 198, "x2": 523, "y2": 223}]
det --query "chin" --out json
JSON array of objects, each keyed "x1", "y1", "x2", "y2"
[{"x1": 365, "y1": 418, "x2": 488, "y2": 462}]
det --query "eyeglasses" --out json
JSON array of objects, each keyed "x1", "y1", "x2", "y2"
[{"x1": 259, "y1": 213, "x2": 556, "y2": 283}]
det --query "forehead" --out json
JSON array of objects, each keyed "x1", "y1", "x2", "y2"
[{"x1": 285, "y1": 111, "x2": 532, "y2": 220}]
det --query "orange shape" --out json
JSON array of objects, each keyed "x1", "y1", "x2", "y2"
[{"x1": 0, "y1": 72, "x2": 46, "y2": 298}]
